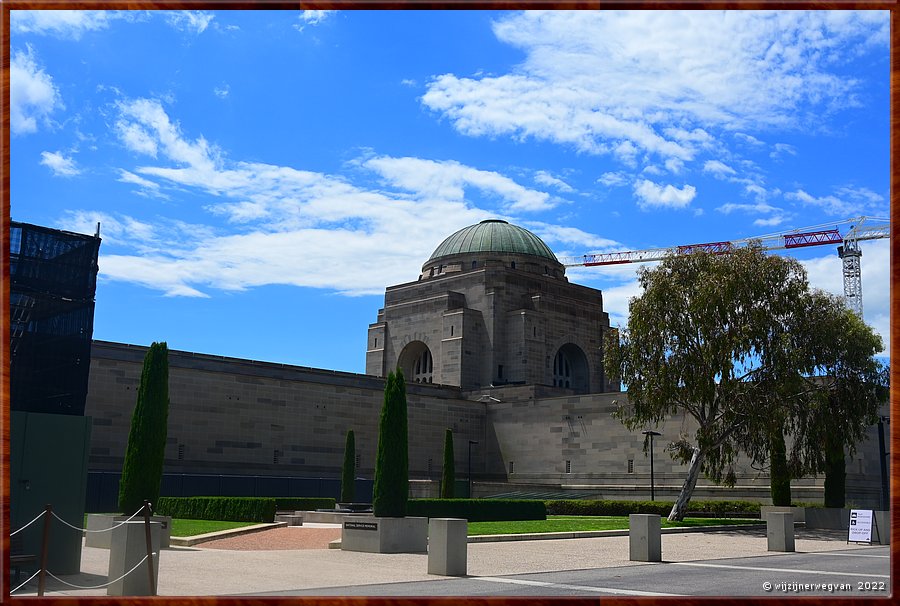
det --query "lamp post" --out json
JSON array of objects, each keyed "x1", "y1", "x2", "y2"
[
  {"x1": 642, "y1": 430, "x2": 662, "y2": 501},
  {"x1": 468, "y1": 440, "x2": 479, "y2": 498},
  {"x1": 877, "y1": 416, "x2": 889, "y2": 512}
]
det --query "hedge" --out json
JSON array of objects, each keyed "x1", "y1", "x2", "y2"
[
  {"x1": 155, "y1": 497, "x2": 277, "y2": 522},
  {"x1": 546, "y1": 499, "x2": 760, "y2": 518},
  {"x1": 274, "y1": 497, "x2": 336, "y2": 512},
  {"x1": 407, "y1": 499, "x2": 546, "y2": 522}
]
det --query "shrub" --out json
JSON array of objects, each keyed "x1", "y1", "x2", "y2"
[
  {"x1": 441, "y1": 429, "x2": 455, "y2": 499},
  {"x1": 119, "y1": 342, "x2": 170, "y2": 514},
  {"x1": 373, "y1": 370, "x2": 409, "y2": 517},
  {"x1": 341, "y1": 430, "x2": 356, "y2": 503},
  {"x1": 273, "y1": 498, "x2": 336, "y2": 511},
  {"x1": 407, "y1": 499, "x2": 546, "y2": 522},
  {"x1": 155, "y1": 497, "x2": 276, "y2": 522},
  {"x1": 545, "y1": 499, "x2": 760, "y2": 518}
]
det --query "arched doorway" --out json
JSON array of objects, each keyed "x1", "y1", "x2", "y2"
[
  {"x1": 398, "y1": 341, "x2": 434, "y2": 384},
  {"x1": 552, "y1": 344, "x2": 589, "y2": 393}
]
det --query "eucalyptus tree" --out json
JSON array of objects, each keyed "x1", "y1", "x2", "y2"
[
  {"x1": 606, "y1": 245, "x2": 813, "y2": 521},
  {"x1": 785, "y1": 292, "x2": 887, "y2": 507}
]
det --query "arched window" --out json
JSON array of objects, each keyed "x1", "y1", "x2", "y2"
[
  {"x1": 553, "y1": 350, "x2": 571, "y2": 388},
  {"x1": 552, "y1": 344, "x2": 589, "y2": 393},
  {"x1": 413, "y1": 349, "x2": 433, "y2": 383}
]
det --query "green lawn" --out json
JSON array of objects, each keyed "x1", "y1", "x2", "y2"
[
  {"x1": 467, "y1": 515, "x2": 763, "y2": 536},
  {"x1": 169, "y1": 519, "x2": 260, "y2": 537},
  {"x1": 83, "y1": 515, "x2": 259, "y2": 537}
]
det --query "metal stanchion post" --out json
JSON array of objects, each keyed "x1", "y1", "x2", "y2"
[
  {"x1": 143, "y1": 501, "x2": 156, "y2": 596},
  {"x1": 38, "y1": 504, "x2": 51, "y2": 596}
]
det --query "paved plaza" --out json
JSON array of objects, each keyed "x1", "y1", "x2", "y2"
[{"x1": 10, "y1": 524, "x2": 891, "y2": 598}]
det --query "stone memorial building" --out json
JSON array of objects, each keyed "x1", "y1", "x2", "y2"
[{"x1": 82, "y1": 220, "x2": 886, "y2": 507}]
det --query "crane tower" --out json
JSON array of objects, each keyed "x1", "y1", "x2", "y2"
[{"x1": 562, "y1": 215, "x2": 889, "y2": 319}]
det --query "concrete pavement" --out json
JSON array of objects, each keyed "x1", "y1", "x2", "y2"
[{"x1": 10, "y1": 524, "x2": 888, "y2": 597}]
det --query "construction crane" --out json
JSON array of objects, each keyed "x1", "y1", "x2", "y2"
[{"x1": 560, "y1": 215, "x2": 890, "y2": 318}]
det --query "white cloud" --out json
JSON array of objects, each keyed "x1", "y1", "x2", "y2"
[
  {"x1": 534, "y1": 170, "x2": 575, "y2": 193},
  {"x1": 703, "y1": 160, "x2": 737, "y2": 177},
  {"x1": 527, "y1": 222, "x2": 620, "y2": 250},
  {"x1": 633, "y1": 179, "x2": 697, "y2": 210},
  {"x1": 362, "y1": 155, "x2": 556, "y2": 212},
  {"x1": 770, "y1": 142, "x2": 798, "y2": 160},
  {"x1": 214, "y1": 85, "x2": 230, "y2": 99},
  {"x1": 40, "y1": 151, "x2": 80, "y2": 176},
  {"x1": 422, "y1": 11, "x2": 886, "y2": 169},
  {"x1": 11, "y1": 10, "x2": 116, "y2": 38},
  {"x1": 164, "y1": 11, "x2": 214, "y2": 34},
  {"x1": 716, "y1": 200, "x2": 790, "y2": 227},
  {"x1": 786, "y1": 189, "x2": 864, "y2": 216},
  {"x1": 597, "y1": 172, "x2": 629, "y2": 187},
  {"x1": 835, "y1": 186, "x2": 885, "y2": 206},
  {"x1": 734, "y1": 132, "x2": 765, "y2": 147},
  {"x1": 295, "y1": 10, "x2": 334, "y2": 32},
  {"x1": 10, "y1": 46, "x2": 63, "y2": 135},
  {"x1": 118, "y1": 169, "x2": 169, "y2": 199},
  {"x1": 753, "y1": 216, "x2": 789, "y2": 227},
  {"x1": 85, "y1": 99, "x2": 576, "y2": 296}
]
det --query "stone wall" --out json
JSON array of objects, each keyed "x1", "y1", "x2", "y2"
[
  {"x1": 85, "y1": 341, "x2": 492, "y2": 480},
  {"x1": 85, "y1": 341, "x2": 886, "y2": 508}
]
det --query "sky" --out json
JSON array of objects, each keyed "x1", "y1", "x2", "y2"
[{"x1": 9, "y1": 9, "x2": 891, "y2": 373}]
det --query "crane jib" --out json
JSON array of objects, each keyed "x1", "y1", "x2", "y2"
[{"x1": 783, "y1": 229, "x2": 843, "y2": 249}]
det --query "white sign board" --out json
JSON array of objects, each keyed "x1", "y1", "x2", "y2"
[{"x1": 848, "y1": 509, "x2": 874, "y2": 543}]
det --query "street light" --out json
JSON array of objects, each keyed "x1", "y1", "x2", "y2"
[
  {"x1": 642, "y1": 430, "x2": 662, "y2": 501},
  {"x1": 468, "y1": 440, "x2": 479, "y2": 498},
  {"x1": 877, "y1": 416, "x2": 890, "y2": 512}
]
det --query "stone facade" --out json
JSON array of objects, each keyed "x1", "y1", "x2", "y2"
[
  {"x1": 366, "y1": 221, "x2": 615, "y2": 394},
  {"x1": 85, "y1": 341, "x2": 495, "y2": 480}
]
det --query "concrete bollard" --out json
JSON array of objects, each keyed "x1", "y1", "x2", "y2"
[
  {"x1": 427, "y1": 518, "x2": 468, "y2": 576},
  {"x1": 107, "y1": 521, "x2": 160, "y2": 596},
  {"x1": 767, "y1": 511, "x2": 794, "y2": 552},
  {"x1": 629, "y1": 514, "x2": 661, "y2": 562}
]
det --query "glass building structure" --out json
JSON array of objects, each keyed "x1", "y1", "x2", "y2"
[{"x1": 10, "y1": 221, "x2": 101, "y2": 415}]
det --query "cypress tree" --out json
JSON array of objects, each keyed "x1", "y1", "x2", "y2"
[
  {"x1": 441, "y1": 428, "x2": 455, "y2": 499},
  {"x1": 341, "y1": 429, "x2": 356, "y2": 503},
  {"x1": 769, "y1": 428, "x2": 791, "y2": 506},
  {"x1": 118, "y1": 341, "x2": 170, "y2": 514},
  {"x1": 372, "y1": 369, "x2": 409, "y2": 517}
]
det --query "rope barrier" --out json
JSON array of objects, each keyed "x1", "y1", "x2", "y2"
[
  {"x1": 50, "y1": 506, "x2": 145, "y2": 533},
  {"x1": 10, "y1": 569, "x2": 42, "y2": 594},
  {"x1": 42, "y1": 553, "x2": 156, "y2": 590},
  {"x1": 11, "y1": 510, "x2": 46, "y2": 536}
]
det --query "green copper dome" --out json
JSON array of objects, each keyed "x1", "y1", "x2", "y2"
[{"x1": 427, "y1": 220, "x2": 558, "y2": 264}]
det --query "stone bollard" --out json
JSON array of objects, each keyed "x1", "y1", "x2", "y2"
[
  {"x1": 767, "y1": 511, "x2": 794, "y2": 552},
  {"x1": 629, "y1": 514, "x2": 661, "y2": 562},
  {"x1": 427, "y1": 518, "x2": 468, "y2": 576},
  {"x1": 874, "y1": 511, "x2": 891, "y2": 545},
  {"x1": 107, "y1": 521, "x2": 160, "y2": 596}
]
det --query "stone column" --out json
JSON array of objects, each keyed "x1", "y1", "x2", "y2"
[
  {"x1": 107, "y1": 521, "x2": 160, "y2": 596},
  {"x1": 766, "y1": 511, "x2": 795, "y2": 552},
  {"x1": 629, "y1": 514, "x2": 661, "y2": 562},
  {"x1": 428, "y1": 518, "x2": 468, "y2": 576}
]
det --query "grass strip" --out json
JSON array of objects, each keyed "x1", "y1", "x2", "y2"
[
  {"x1": 169, "y1": 519, "x2": 259, "y2": 537},
  {"x1": 467, "y1": 515, "x2": 763, "y2": 536}
]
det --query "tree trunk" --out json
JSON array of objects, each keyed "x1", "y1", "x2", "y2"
[
  {"x1": 769, "y1": 429, "x2": 791, "y2": 506},
  {"x1": 668, "y1": 447, "x2": 702, "y2": 521}
]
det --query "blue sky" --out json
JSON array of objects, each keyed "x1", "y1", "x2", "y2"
[{"x1": 9, "y1": 9, "x2": 890, "y2": 373}]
